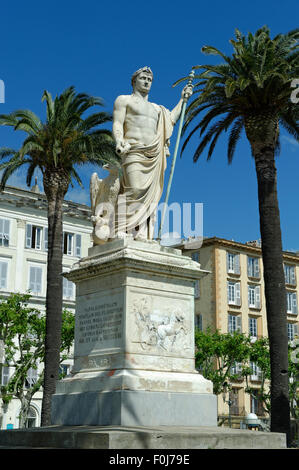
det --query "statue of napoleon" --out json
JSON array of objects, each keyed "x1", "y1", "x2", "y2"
[{"x1": 90, "y1": 67, "x2": 193, "y2": 244}]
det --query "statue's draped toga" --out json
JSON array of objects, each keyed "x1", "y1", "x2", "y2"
[{"x1": 116, "y1": 106, "x2": 174, "y2": 237}]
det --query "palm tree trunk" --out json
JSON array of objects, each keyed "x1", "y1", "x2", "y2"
[
  {"x1": 252, "y1": 142, "x2": 290, "y2": 444},
  {"x1": 41, "y1": 170, "x2": 68, "y2": 426}
]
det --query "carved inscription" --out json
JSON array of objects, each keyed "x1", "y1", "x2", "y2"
[{"x1": 77, "y1": 298, "x2": 123, "y2": 346}]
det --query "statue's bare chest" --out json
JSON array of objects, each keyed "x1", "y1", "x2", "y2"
[{"x1": 127, "y1": 98, "x2": 160, "y2": 121}]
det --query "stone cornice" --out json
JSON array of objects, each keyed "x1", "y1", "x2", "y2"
[
  {"x1": 195, "y1": 237, "x2": 299, "y2": 263},
  {"x1": 65, "y1": 238, "x2": 210, "y2": 283},
  {"x1": 0, "y1": 185, "x2": 91, "y2": 221}
]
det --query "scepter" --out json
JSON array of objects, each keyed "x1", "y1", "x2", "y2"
[{"x1": 158, "y1": 69, "x2": 195, "y2": 240}]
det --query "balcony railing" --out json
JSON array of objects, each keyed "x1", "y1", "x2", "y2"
[{"x1": 230, "y1": 405, "x2": 246, "y2": 416}]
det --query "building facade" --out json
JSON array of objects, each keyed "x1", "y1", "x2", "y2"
[
  {"x1": 185, "y1": 237, "x2": 299, "y2": 426},
  {"x1": 0, "y1": 185, "x2": 93, "y2": 429}
]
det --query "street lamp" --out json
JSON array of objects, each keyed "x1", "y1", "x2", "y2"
[{"x1": 222, "y1": 389, "x2": 233, "y2": 428}]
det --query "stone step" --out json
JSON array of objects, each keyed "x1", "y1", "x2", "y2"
[{"x1": 0, "y1": 425, "x2": 286, "y2": 449}]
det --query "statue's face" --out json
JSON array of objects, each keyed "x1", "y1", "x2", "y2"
[{"x1": 133, "y1": 72, "x2": 153, "y2": 94}]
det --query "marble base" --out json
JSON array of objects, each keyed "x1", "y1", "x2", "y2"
[
  {"x1": 52, "y1": 390, "x2": 217, "y2": 427},
  {"x1": 51, "y1": 238, "x2": 216, "y2": 427}
]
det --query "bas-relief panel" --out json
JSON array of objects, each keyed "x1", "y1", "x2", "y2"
[{"x1": 128, "y1": 291, "x2": 194, "y2": 357}]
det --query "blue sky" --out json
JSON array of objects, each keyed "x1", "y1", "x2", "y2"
[{"x1": 0, "y1": 0, "x2": 298, "y2": 250}]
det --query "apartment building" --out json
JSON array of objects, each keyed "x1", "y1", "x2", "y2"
[
  {"x1": 185, "y1": 236, "x2": 299, "y2": 425},
  {"x1": 0, "y1": 184, "x2": 93, "y2": 429}
]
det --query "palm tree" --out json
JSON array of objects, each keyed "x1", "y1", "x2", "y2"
[
  {"x1": 0, "y1": 86, "x2": 119, "y2": 425},
  {"x1": 175, "y1": 27, "x2": 299, "y2": 444}
]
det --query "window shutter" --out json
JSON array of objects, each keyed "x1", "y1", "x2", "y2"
[
  {"x1": 226, "y1": 252, "x2": 230, "y2": 272},
  {"x1": 26, "y1": 224, "x2": 32, "y2": 248},
  {"x1": 75, "y1": 234, "x2": 81, "y2": 257},
  {"x1": 234, "y1": 254, "x2": 240, "y2": 274},
  {"x1": 194, "y1": 280, "x2": 200, "y2": 299},
  {"x1": 254, "y1": 258, "x2": 260, "y2": 278},
  {"x1": 247, "y1": 257, "x2": 251, "y2": 277},
  {"x1": 29, "y1": 266, "x2": 35, "y2": 291},
  {"x1": 1, "y1": 366, "x2": 10, "y2": 386},
  {"x1": 228, "y1": 315, "x2": 233, "y2": 333},
  {"x1": 43, "y1": 227, "x2": 48, "y2": 251},
  {"x1": 255, "y1": 285, "x2": 261, "y2": 309},
  {"x1": 63, "y1": 277, "x2": 74, "y2": 299},
  {"x1": 236, "y1": 282, "x2": 241, "y2": 306},
  {"x1": 291, "y1": 266, "x2": 296, "y2": 285},
  {"x1": 227, "y1": 282, "x2": 232, "y2": 303},
  {"x1": 29, "y1": 266, "x2": 42, "y2": 294},
  {"x1": 0, "y1": 261, "x2": 8, "y2": 288},
  {"x1": 35, "y1": 227, "x2": 42, "y2": 250},
  {"x1": 294, "y1": 324, "x2": 298, "y2": 336},
  {"x1": 36, "y1": 267, "x2": 42, "y2": 293},
  {"x1": 236, "y1": 315, "x2": 242, "y2": 332},
  {"x1": 4, "y1": 219, "x2": 10, "y2": 242},
  {"x1": 292, "y1": 293, "x2": 297, "y2": 314}
]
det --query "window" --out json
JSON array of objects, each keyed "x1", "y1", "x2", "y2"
[
  {"x1": 247, "y1": 257, "x2": 260, "y2": 278},
  {"x1": 228, "y1": 314, "x2": 242, "y2": 333},
  {"x1": 248, "y1": 284, "x2": 261, "y2": 309},
  {"x1": 250, "y1": 390, "x2": 264, "y2": 415},
  {"x1": 287, "y1": 323, "x2": 298, "y2": 341},
  {"x1": 230, "y1": 362, "x2": 243, "y2": 375},
  {"x1": 26, "y1": 224, "x2": 47, "y2": 250},
  {"x1": 250, "y1": 362, "x2": 262, "y2": 381},
  {"x1": 0, "y1": 260, "x2": 8, "y2": 289},
  {"x1": 28, "y1": 266, "x2": 43, "y2": 295},
  {"x1": 63, "y1": 232, "x2": 81, "y2": 257},
  {"x1": 249, "y1": 317, "x2": 258, "y2": 339},
  {"x1": 284, "y1": 264, "x2": 296, "y2": 285},
  {"x1": 25, "y1": 406, "x2": 38, "y2": 428},
  {"x1": 63, "y1": 276, "x2": 75, "y2": 300},
  {"x1": 191, "y1": 252, "x2": 199, "y2": 263},
  {"x1": 25, "y1": 367, "x2": 38, "y2": 389},
  {"x1": 286, "y1": 291, "x2": 297, "y2": 315},
  {"x1": 195, "y1": 314, "x2": 202, "y2": 331},
  {"x1": 59, "y1": 364, "x2": 71, "y2": 378},
  {"x1": 227, "y1": 252, "x2": 240, "y2": 274},
  {"x1": 227, "y1": 281, "x2": 241, "y2": 306},
  {"x1": 0, "y1": 218, "x2": 10, "y2": 247}
]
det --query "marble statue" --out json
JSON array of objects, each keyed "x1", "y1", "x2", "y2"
[
  {"x1": 90, "y1": 67, "x2": 192, "y2": 244},
  {"x1": 113, "y1": 67, "x2": 192, "y2": 241}
]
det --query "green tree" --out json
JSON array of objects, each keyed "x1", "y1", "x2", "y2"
[
  {"x1": 195, "y1": 328, "x2": 251, "y2": 395},
  {"x1": 176, "y1": 27, "x2": 299, "y2": 443},
  {"x1": 0, "y1": 87, "x2": 119, "y2": 425},
  {"x1": 244, "y1": 337, "x2": 299, "y2": 420},
  {"x1": 244, "y1": 337, "x2": 271, "y2": 415},
  {"x1": 0, "y1": 293, "x2": 75, "y2": 427}
]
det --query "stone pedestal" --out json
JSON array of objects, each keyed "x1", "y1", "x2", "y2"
[{"x1": 51, "y1": 237, "x2": 217, "y2": 426}]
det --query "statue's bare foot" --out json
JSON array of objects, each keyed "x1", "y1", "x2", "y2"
[{"x1": 115, "y1": 231, "x2": 129, "y2": 239}]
